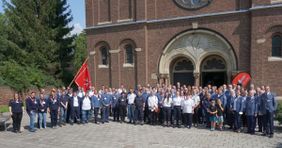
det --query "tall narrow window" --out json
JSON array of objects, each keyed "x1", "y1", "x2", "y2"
[
  {"x1": 125, "y1": 44, "x2": 134, "y2": 64},
  {"x1": 272, "y1": 35, "x2": 282, "y2": 57},
  {"x1": 100, "y1": 46, "x2": 109, "y2": 65}
]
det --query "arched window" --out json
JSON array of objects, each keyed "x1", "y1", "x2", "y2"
[
  {"x1": 100, "y1": 46, "x2": 109, "y2": 65},
  {"x1": 272, "y1": 35, "x2": 282, "y2": 57},
  {"x1": 125, "y1": 44, "x2": 134, "y2": 64}
]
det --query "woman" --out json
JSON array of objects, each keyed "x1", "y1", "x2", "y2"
[
  {"x1": 48, "y1": 89, "x2": 60, "y2": 128},
  {"x1": 81, "y1": 92, "x2": 92, "y2": 124},
  {"x1": 162, "y1": 92, "x2": 173, "y2": 126},
  {"x1": 9, "y1": 93, "x2": 24, "y2": 133},
  {"x1": 208, "y1": 100, "x2": 217, "y2": 131},
  {"x1": 37, "y1": 93, "x2": 48, "y2": 129},
  {"x1": 172, "y1": 91, "x2": 182, "y2": 128},
  {"x1": 181, "y1": 92, "x2": 194, "y2": 129}
]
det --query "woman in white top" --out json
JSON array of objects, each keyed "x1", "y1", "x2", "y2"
[
  {"x1": 82, "y1": 92, "x2": 92, "y2": 124},
  {"x1": 162, "y1": 92, "x2": 173, "y2": 126},
  {"x1": 192, "y1": 89, "x2": 200, "y2": 127},
  {"x1": 181, "y1": 92, "x2": 194, "y2": 128},
  {"x1": 172, "y1": 91, "x2": 183, "y2": 128}
]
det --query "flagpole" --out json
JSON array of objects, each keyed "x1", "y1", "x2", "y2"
[{"x1": 68, "y1": 57, "x2": 89, "y2": 88}]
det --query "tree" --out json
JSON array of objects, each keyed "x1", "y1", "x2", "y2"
[
  {"x1": 2, "y1": 0, "x2": 74, "y2": 86},
  {"x1": 73, "y1": 32, "x2": 87, "y2": 72}
]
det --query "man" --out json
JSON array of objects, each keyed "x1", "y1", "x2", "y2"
[
  {"x1": 26, "y1": 92, "x2": 38, "y2": 132},
  {"x1": 48, "y1": 89, "x2": 60, "y2": 128},
  {"x1": 112, "y1": 90, "x2": 120, "y2": 122},
  {"x1": 245, "y1": 90, "x2": 257, "y2": 134},
  {"x1": 69, "y1": 91, "x2": 81, "y2": 124},
  {"x1": 118, "y1": 92, "x2": 128, "y2": 123},
  {"x1": 134, "y1": 91, "x2": 145, "y2": 125},
  {"x1": 127, "y1": 88, "x2": 136, "y2": 123},
  {"x1": 59, "y1": 91, "x2": 68, "y2": 126},
  {"x1": 255, "y1": 87, "x2": 264, "y2": 132},
  {"x1": 101, "y1": 89, "x2": 111, "y2": 123},
  {"x1": 192, "y1": 89, "x2": 200, "y2": 127},
  {"x1": 233, "y1": 90, "x2": 244, "y2": 132},
  {"x1": 260, "y1": 86, "x2": 277, "y2": 138}
]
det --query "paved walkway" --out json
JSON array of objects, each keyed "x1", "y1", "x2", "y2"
[{"x1": 0, "y1": 114, "x2": 281, "y2": 148}]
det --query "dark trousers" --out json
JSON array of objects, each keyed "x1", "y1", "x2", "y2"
[
  {"x1": 112, "y1": 106, "x2": 119, "y2": 121},
  {"x1": 149, "y1": 110, "x2": 157, "y2": 125},
  {"x1": 12, "y1": 112, "x2": 22, "y2": 131},
  {"x1": 93, "y1": 107, "x2": 99, "y2": 123},
  {"x1": 119, "y1": 105, "x2": 127, "y2": 122},
  {"x1": 72, "y1": 107, "x2": 80, "y2": 123},
  {"x1": 173, "y1": 106, "x2": 182, "y2": 126},
  {"x1": 226, "y1": 109, "x2": 234, "y2": 128},
  {"x1": 234, "y1": 112, "x2": 241, "y2": 130},
  {"x1": 183, "y1": 113, "x2": 193, "y2": 128},
  {"x1": 257, "y1": 115, "x2": 264, "y2": 132},
  {"x1": 163, "y1": 107, "x2": 171, "y2": 124},
  {"x1": 134, "y1": 107, "x2": 144, "y2": 122},
  {"x1": 247, "y1": 115, "x2": 255, "y2": 133},
  {"x1": 263, "y1": 111, "x2": 274, "y2": 135},
  {"x1": 144, "y1": 106, "x2": 149, "y2": 123},
  {"x1": 193, "y1": 107, "x2": 200, "y2": 125},
  {"x1": 50, "y1": 110, "x2": 58, "y2": 127}
]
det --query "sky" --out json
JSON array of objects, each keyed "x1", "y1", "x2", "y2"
[{"x1": 0, "y1": 0, "x2": 85, "y2": 35}]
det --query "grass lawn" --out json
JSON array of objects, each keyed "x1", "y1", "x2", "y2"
[{"x1": 0, "y1": 105, "x2": 9, "y2": 113}]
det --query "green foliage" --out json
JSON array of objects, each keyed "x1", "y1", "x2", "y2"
[
  {"x1": 73, "y1": 32, "x2": 87, "y2": 72},
  {"x1": 0, "y1": 105, "x2": 9, "y2": 113},
  {"x1": 276, "y1": 100, "x2": 282, "y2": 125},
  {"x1": 0, "y1": 0, "x2": 74, "y2": 92}
]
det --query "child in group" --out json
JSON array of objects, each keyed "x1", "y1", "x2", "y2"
[
  {"x1": 208, "y1": 100, "x2": 218, "y2": 131},
  {"x1": 216, "y1": 99, "x2": 224, "y2": 131}
]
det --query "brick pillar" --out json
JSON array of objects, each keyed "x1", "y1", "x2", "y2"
[{"x1": 109, "y1": 49, "x2": 120, "y2": 88}]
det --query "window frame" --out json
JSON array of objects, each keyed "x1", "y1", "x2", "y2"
[
  {"x1": 124, "y1": 44, "x2": 134, "y2": 65},
  {"x1": 271, "y1": 34, "x2": 282, "y2": 57},
  {"x1": 100, "y1": 46, "x2": 109, "y2": 66}
]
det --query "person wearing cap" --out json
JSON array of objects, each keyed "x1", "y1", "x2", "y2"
[
  {"x1": 118, "y1": 92, "x2": 128, "y2": 123},
  {"x1": 37, "y1": 93, "x2": 48, "y2": 129},
  {"x1": 48, "y1": 90, "x2": 60, "y2": 128},
  {"x1": 26, "y1": 92, "x2": 38, "y2": 132},
  {"x1": 9, "y1": 93, "x2": 24, "y2": 133},
  {"x1": 91, "y1": 90, "x2": 101, "y2": 124}
]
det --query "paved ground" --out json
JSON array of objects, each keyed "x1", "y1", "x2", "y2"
[{"x1": 0, "y1": 114, "x2": 282, "y2": 148}]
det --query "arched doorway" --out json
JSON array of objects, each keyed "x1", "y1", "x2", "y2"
[
  {"x1": 201, "y1": 55, "x2": 227, "y2": 87},
  {"x1": 171, "y1": 58, "x2": 195, "y2": 86}
]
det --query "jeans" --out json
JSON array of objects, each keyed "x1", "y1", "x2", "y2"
[
  {"x1": 82, "y1": 110, "x2": 90, "y2": 123},
  {"x1": 60, "y1": 107, "x2": 67, "y2": 124},
  {"x1": 50, "y1": 110, "x2": 58, "y2": 127},
  {"x1": 134, "y1": 107, "x2": 144, "y2": 122},
  {"x1": 173, "y1": 106, "x2": 181, "y2": 126},
  {"x1": 234, "y1": 112, "x2": 241, "y2": 130},
  {"x1": 28, "y1": 110, "x2": 36, "y2": 130},
  {"x1": 247, "y1": 115, "x2": 255, "y2": 133},
  {"x1": 12, "y1": 112, "x2": 22, "y2": 131},
  {"x1": 93, "y1": 107, "x2": 100, "y2": 123},
  {"x1": 38, "y1": 112, "x2": 47, "y2": 128},
  {"x1": 102, "y1": 106, "x2": 110, "y2": 122},
  {"x1": 127, "y1": 104, "x2": 135, "y2": 122}
]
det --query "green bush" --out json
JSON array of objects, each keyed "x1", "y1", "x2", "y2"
[
  {"x1": 0, "y1": 105, "x2": 9, "y2": 113},
  {"x1": 276, "y1": 100, "x2": 282, "y2": 125}
]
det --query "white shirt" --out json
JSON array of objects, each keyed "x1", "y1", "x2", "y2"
[
  {"x1": 181, "y1": 98, "x2": 194, "y2": 113},
  {"x1": 173, "y1": 96, "x2": 183, "y2": 106},
  {"x1": 163, "y1": 97, "x2": 173, "y2": 107},
  {"x1": 127, "y1": 93, "x2": 136, "y2": 105},
  {"x1": 148, "y1": 95, "x2": 158, "y2": 111},
  {"x1": 82, "y1": 97, "x2": 91, "y2": 110},
  {"x1": 192, "y1": 95, "x2": 200, "y2": 106},
  {"x1": 77, "y1": 91, "x2": 85, "y2": 98},
  {"x1": 73, "y1": 96, "x2": 79, "y2": 107},
  {"x1": 88, "y1": 90, "x2": 94, "y2": 97}
]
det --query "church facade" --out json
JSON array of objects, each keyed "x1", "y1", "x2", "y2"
[{"x1": 85, "y1": 0, "x2": 282, "y2": 95}]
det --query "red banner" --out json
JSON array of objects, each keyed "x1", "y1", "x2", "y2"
[
  {"x1": 232, "y1": 72, "x2": 251, "y2": 88},
  {"x1": 74, "y1": 59, "x2": 91, "y2": 92}
]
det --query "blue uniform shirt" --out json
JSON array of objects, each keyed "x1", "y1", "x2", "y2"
[
  {"x1": 260, "y1": 92, "x2": 277, "y2": 114},
  {"x1": 91, "y1": 95, "x2": 101, "y2": 108},
  {"x1": 9, "y1": 99, "x2": 23, "y2": 113},
  {"x1": 101, "y1": 94, "x2": 111, "y2": 106},
  {"x1": 245, "y1": 96, "x2": 257, "y2": 116}
]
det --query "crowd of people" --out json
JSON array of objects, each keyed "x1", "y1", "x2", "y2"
[{"x1": 8, "y1": 83, "x2": 278, "y2": 138}]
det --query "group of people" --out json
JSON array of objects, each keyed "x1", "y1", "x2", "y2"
[{"x1": 8, "y1": 83, "x2": 278, "y2": 138}]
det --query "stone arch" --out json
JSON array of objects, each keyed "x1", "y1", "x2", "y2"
[{"x1": 159, "y1": 29, "x2": 237, "y2": 85}]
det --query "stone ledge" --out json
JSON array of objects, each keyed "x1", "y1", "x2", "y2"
[
  {"x1": 98, "y1": 65, "x2": 109, "y2": 69},
  {"x1": 268, "y1": 57, "x2": 282, "y2": 62}
]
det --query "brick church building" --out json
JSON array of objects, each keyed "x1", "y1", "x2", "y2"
[{"x1": 85, "y1": 0, "x2": 282, "y2": 95}]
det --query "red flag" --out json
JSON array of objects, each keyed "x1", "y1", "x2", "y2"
[
  {"x1": 232, "y1": 72, "x2": 251, "y2": 88},
  {"x1": 74, "y1": 59, "x2": 92, "y2": 92}
]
